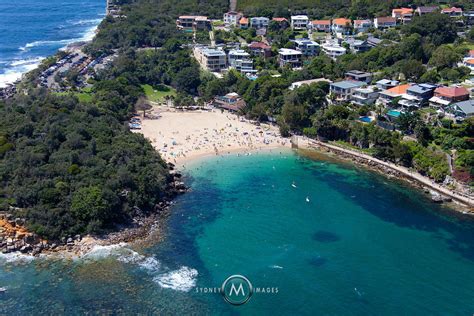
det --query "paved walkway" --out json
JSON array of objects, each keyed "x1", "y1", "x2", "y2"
[{"x1": 302, "y1": 138, "x2": 474, "y2": 207}]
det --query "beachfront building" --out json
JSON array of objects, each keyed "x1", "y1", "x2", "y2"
[
  {"x1": 330, "y1": 80, "x2": 366, "y2": 102},
  {"x1": 429, "y1": 86, "x2": 470, "y2": 108},
  {"x1": 351, "y1": 87, "x2": 379, "y2": 106},
  {"x1": 272, "y1": 17, "x2": 289, "y2": 29},
  {"x1": 344, "y1": 38, "x2": 371, "y2": 53},
  {"x1": 224, "y1": 11, "x2": 243, "y2": 27},
  {"x1": 321, "y1": 39, "x2": 346, "y2": 60},
  {"x1": 291, "y1": 15, "x2": 309, "y2": 30},
  {"x1": 463, "y1": 58, "x2": 474, "y2": 73},
  {"x1": 294, "y1": 38, "x2": 320, "y2": 56},
  {"x1": 310, "y1": 20, "x2": 331, "y2": 32},
  {"x1": 193, "y1": 46, "x2": 227, "y2": 72},
  {"x1": 239, "y1": 17, "x2": 249, "y2": 29},
  {"x1": 374, "y1": 16, "x2": 397, "y2": 29},
  {"x1": 332, "y1": 18, "x2": 352, "y2": 35},
  {"x1": 391, "y1": 8, "x2": 413, "y2": 24},
  {"x1": 228, "y1": 50, "x2": 256, "y2": 74},
  {"x1": 248, "y1": 41, "x2": 272, "y2": 58},
  {"x1": 345, "y1": 70, "x2": 372, "y2": 83},
  {"x1": 377, "y1": 84, "x2": 410, "y2": 107},
  {"x1": 441, "y1": 7, "x2": 463, "y2": 18},
  {"x1": 398, "y1": 83, "x2": 436, "y2": 109},
  {"x1": 415, "y1": 6, "x2": 438, "y2": 16},
  {"x1": 176, "y1": 16, "x2": 211, "y2": 31},
  {"x1": 213, "y1": 92, "x2": 246, "y2": 112},
  {"x1": 353, "y1": 20, "x2": 372, "y2": 33},
  {"x1": 278, "y1": 48, "x2": 303, "y2": 69},
  {"x1": 376, "y1": 79, "x2": 399, "y2": 90}
]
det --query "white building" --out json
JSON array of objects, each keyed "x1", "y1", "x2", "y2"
[
  {"x1": 321, "y1": 39, "x2": 346, "y2": 60},
  {"x1": 250, "y1": 17, "x2": 269, "y2": 29},
  {"x1": 291, "y1": 15, "x2": 309, "y2": 30},
  {"x1": 193, "y1": 46, "x2": 227, "y2": 72},
  {"x1": 278, "y1": 48, "x2": 302, "y2": 69},
  {"x1": 228, "y1": 50, "x2": 256, "y2": 74},
  {"x1": 224, "y1": 11, "x2": 243, "y2": 27}
]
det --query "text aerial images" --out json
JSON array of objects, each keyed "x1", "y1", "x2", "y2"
[{"x1": 0, "y1": 0, "x2": 474, "y2": 315}]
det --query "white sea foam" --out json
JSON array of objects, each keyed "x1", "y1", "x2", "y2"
[
  {"x1": 70, "y1": 18, "x2": 103, "y2": 26},
  {"x1": 270, "y1": 265, "x2": 283, "y2": 269},
  {"x1": 0, "y1": 57, "x2": 45, "y2": 88},
  {"x1": 153, "y1": 266, "x2": 198, "y2": 292},
  {"x1": 0, "y1": 252, "x2": 35, "y2": 264}
]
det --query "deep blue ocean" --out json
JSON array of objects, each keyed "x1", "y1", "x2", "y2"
[
  {"x1": 1, "y1": 149, "x2": 474, "y2": 315},
  {"x1": 0, "y1": 0, "x2": 105, "y2": 87}
]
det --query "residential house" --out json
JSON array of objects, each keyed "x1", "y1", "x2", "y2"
[
  {"x1": 239, "y1": 17, "x2": 249, "y2": 29},
  {"x1": 449, "y1": 99, "x2": 474, "y2": 120},
  {"x1": 278, "y1": 48, "x2": 303, "y2": 69},
  {"x1": 250, "y1": 17, "x2": 269, "y2": 29},
  {"x1": 344, "y1": 38, "x2": 371, "y2": 53},
  {"x1": 294, "y1": 38, "x2": 320, "y2": 56},
  {"x1": 345, "y1": 70, "x2": 372, "y2": 83},
  {"x1": 415, "y1": 6, "x2": 438, "y2": 16},
  {"x1": 332, "y1": 18, "x2": 352, "y2": 35},
  {"x1": 193, "y1": 46, "x2": 227, "y2": 72},
  {"x1": 399, "y1": 83, "x2": 436, "y2": 109},
  {"x1": 248, "y1": 41, "x2": 272, "y2": 58},
  {"x1": 224, "y1": 11, "x2": 243, "y2": 27},
  {"x1": 214, "y1": 92, "x2": 246, "y2": 112},
  {"x1": 391, "y1": 8, "x2": 413, "y2": 24},
  {"x1": 330, "y1": 80, "x2": 366, "y2": 101},
  {"x1": 310, "y1": 20, "x2": 331, "y2": 32},
  {"x1": 377, "y1": 84, "x2": 410, "y2": 107},
  {"x1": 321, "y1": 39, "x2": 346, "y2": 60},
  {"x1": 351, "y1": 87, "x2": 380, "y2": 106},
  {"x1": 376, "y1": 79, "x2": 399, "y2": 90},
  {"x1": 463, "y1": 58, "x2": 474, "y2": 73},
  {"x1": 353, "y1": 19, "x2": 372, "y2": 33},
  {"x1": 441, "y1": 7, "x2": 463, "y2": 17},
  {"x1": 228, "y1": 50, "x2": 256, "y2": 74},
  {"x1": 465, "y1": 10, "x2": 474, "y2": 25},
  {"x1": 291, "y1": 15, "x2": 309, "y2": 30},
  {"x1": 374, "y1": 16, "x2": 397, "y2": 29},
  {"x1": 272, "y1": 17, "x2": 289, "y2": 29},
  {"x1": 176, "y1": 16, "x2": 211, "y2": 30},
  {"x1": 429, "y1": 86, "x2": 470, "y2": 107},
  {"x1": 367, "y1": 36, "x2": 383, "y2": 47}
]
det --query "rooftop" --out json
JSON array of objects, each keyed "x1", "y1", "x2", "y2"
[
  {"x1": 384, "y1": 84, "x2": 411, "y2": 95},
  {"x1": 376, "y1": 16, "x2": 397, "y2": 23},
  {"x1": 279, "y1": 48, "x2": 302, "y2": 55},
  {"x1": 331, "y1": 80, "x2": 366, "y2": 89},
  {"x1": 333, "y1": 18, "x2": 352, "y2": 26},
  {"x1": 377, "y1": 79, "x2": 399, "y2": 85},
  {"x1": 441, "y1": 7, "x2": 462, "y2": 13},
  {"x1": 417, "y1": 6, "x2": 438, "y2": 13},
  {"x1": 312, "y1": 20, "x2": 331, "y2": 25},
  {"x1": 291, "y1": 15, "x2": 309, "y2": 20},
  {"x1": 248, "y1": 41, "x2": 271, "y2": 50},
  {"x1": 435, "y1": 86, "x2": 470, "y2": 97},
  {"x1": 240, "y1": 17, "x2": 248, "y2": 24},
  {"x1": 392, "y1": 8, "x2": 413, "y2": 15},
  {"x1": 453, "y1": 99, "x2": 474, "y2": 115},
  {"x1": 272, "y1": 17, "x2": 288, "y2": 22}
]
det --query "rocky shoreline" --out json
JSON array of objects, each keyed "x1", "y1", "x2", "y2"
[
  {"x1": 298, "y1": 144, "x2": 474, "y2": 214},
  {"x1": 0, "y1": 163, "x2": 188, "y2": 258}
]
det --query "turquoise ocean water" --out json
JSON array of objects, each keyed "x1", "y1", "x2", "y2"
[{"x1": 1, "y1": 149, "x2": 474, "y2": 314}]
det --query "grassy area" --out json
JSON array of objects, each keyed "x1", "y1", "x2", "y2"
[
  {"x1": 142, "y1": 84, "x2": 176, "y2": 102},
  {"x1": 332, "y1": 140, "x2": 376, "y2": 155},
  {"x1": 55, "y1": 87, "x2": 94, "y2": 103}
]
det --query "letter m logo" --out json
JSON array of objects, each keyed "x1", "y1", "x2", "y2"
[{"x1": 229, "y1": 283, "x2": 245, "y2": 296}]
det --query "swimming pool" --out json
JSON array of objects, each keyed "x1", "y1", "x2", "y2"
[
  {"x1": 359, "y1": 116, "x2": 373, "y2": 123},
  {"x1": 387, "y1": 110, "x2": 402, "y2": 117}
]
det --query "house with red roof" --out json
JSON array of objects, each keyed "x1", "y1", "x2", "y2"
[
  {"x1": 353, "y1": 19, "x2": 372, "y2": 33},
  {"x1": 310, "y1": 20, "x2": 331, "y2": 32},
  {"x1": 374, "y1": 16, "x2": 396, "y2": 29},
  {"x1": 239, "y1": 17, "x2": 249, "y2": 29},
  {"x1": 272, "y1": 17, "x2": 289, "y2": 29},
  {"x1": 332, "y1": 18, "x2": 352, "y2": 35},
  {"x1": 441, "y1": 7, "x2": 463, "y2": 17},
  {"x1": 430, "y1": 86, "x2": 470, "y2": 107},
  {"x1": 248, "y1": 41, "x2": 272, "y2": 58},
  {"x1": 392, "y1": 7, "x2": 413, "y2": 23}
]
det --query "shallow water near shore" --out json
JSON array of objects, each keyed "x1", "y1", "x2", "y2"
[{"x1": 1, "y1": 149, "x2": 474, "y2": 314}]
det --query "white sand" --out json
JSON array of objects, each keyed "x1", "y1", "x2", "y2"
[{"x1": 135, "y1": 106, "x2": 291, "y2": 165}]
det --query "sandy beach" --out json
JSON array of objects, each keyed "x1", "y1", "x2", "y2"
[{"x1": 136, "y1": 106, "x2": 291, "y2": 166}]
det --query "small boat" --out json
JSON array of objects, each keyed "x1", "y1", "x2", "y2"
[
  {"x1": 306, "y1": 197, "x2": 310, "y2": 203},
  {"x1": 0, "y1": 287, "x2": 6, "y2": 293},
  {"x1": 291, "y1": 182, "x2": 297, "y2": 188}
]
